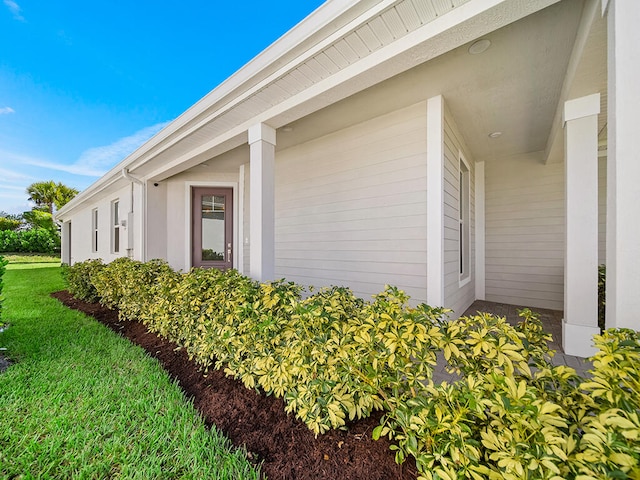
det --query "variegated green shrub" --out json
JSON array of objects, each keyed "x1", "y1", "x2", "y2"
[
  {"x1": 62, "y1": 258, "x2": 104, "y2": 302},
  {"x1": 64, "y1": 259, "x2": 640, "y2": 480},
  {"x1": 92, "y1": 257, "x2": 174, "y2": 320},
  {"x1": 569, "y1": 329, "x2": 640, "y2": 479},
  {"x1": 374, "y1": 314, "x2": 640, "y2": 480}
]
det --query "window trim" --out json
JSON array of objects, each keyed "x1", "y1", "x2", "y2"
[
  {"x1": 91, "y1": 208, "x2": 99, "y2": 253},
  {"x1": 111, "y1": 200, "x2": 120, "y2": 254},
  {"x1": 458, "y1": 152, "x2": 471, "y2": 287}
]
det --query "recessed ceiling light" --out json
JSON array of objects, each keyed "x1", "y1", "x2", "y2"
[
  {"x1": 468, "y1": 39, "x2": 491, "y2": 55},
  {"x1": 200, "y1": 163, "x2": 209, "y2": 167},
  {"x1": 488, "y1": 131, "x2": 502, "y2": 138},
  {"x1": 282, "y1": 126, "x2": 293, "y2": 132}
]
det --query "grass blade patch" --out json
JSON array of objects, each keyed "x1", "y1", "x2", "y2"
[{"x1": 0, "y1": 263, "x2": 259, "y2": 479}]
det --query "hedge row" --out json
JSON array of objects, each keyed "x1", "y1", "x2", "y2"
[
  {"x1": 64, "y1": 258, "x2": 640, "y2": 480},
  {"x1": 0, "y1": 228, "x2": 60, "y2": 254}
]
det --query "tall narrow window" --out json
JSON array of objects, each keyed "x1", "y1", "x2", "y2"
[
  {"x1": 111, "y1": 200, "x2": 120, "y2": 253},
  {"x1": 459, "y1": 155, "x2": 470, "y2": 284},
  {"x1": 92, "y1": 209, "x2": 99, "y2": 252}
]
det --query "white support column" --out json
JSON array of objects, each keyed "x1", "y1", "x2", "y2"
[
  {"x1": 61, "y1": 221, "x2": 71, "y2": 265},
  {"x1": 426, "y1": 96, "x2": 444, "y2": 307},
  {"x1": 605, "y1": 0, "x2": 640, "y2": 330},
  {"x1": 248, "y1": 123, "x2": 276, "y2": 282},
  {"x1": 475, "y1": 161, "x2": 485, "y2": 301},
  {"x1": 563, "y1": 94, "x2": 600, "y2": 357},
  {"x1": 238, "y1": 163, "x2": 246, "y2": 275}
]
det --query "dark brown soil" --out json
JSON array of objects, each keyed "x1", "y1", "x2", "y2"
[{"x1": 51, "y1": 290, "x2": 417, "y2": 480}]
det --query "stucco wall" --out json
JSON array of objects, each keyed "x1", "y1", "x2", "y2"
[{"x1": 67, "y1": 183, "x2": 133, "y2": 265}]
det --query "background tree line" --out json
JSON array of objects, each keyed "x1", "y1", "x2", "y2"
[{"x1": 0, "y1": 181, "x2": 78, "y2": 254}]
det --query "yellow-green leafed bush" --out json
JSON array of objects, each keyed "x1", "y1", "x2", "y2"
[
  {"x1": 375, "y1": 317, "x2": 640, "y2": 480},
  {"x1": 277, "y1": 286, "x2": 448, "y2": 435},
  {"x1": 373, "y1": 310, "x2": 572, "y2": 480},
  {"x1": 63, "y1": 259, "x2": 640, "y2": 479},
  {"x1": 92, "y1": 257, "x2": 174, "y2": 320},
  {"x1": 280, "y1": 286, "x2": 372, "y2": 435},
  {"x1": 62, "y1": 258, "x2": 104, "y2": 302},
  {"x1": 569, "y1": 329, "x2": 640, "y2": 479},
  {"x1": 217, "y1": 279, "x2": 301, "y2": 389}
]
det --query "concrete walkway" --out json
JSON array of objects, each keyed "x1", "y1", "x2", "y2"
[{"x1": 431, "y1": 300, "x2": 592, "y2": 383}]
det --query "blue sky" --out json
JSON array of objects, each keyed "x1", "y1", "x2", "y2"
[{"x1": 0, "y1": 0, "x2": 323, "y2": 214}]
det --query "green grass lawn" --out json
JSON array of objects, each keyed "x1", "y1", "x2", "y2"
[
  {"x1": 0, "y1": 263, "x2": 260, "y2": 479},
  {"x1": 1, "y1": 252, "x2": 61, "y2": 264}
]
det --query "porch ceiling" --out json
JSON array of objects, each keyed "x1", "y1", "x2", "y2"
[
  {"x1": 277, "y1": 0, "x2": 592, "y2": 164},
  {"x1": 135, "y1": 0, "x2": 573, "y2": 182}
]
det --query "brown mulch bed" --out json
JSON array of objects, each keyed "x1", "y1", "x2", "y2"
[{"x1": 51, "y1": 290, "x2": 417, "y2": 480}]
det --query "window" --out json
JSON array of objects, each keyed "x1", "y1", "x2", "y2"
[
  {"x1": 111, "y1": 200, "x2": 120, "y2": 253},
  {"x1": 459, "y1": 154, "x2": 470, "y2": 284},
  {"x1": 91, "y1": 209, "x2": 98, "y2": 252}
]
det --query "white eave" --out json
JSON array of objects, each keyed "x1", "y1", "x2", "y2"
[{"x1": 56, "y1": 0, "x2": 559, "y2": 221}]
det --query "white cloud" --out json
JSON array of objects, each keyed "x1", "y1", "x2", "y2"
[
  {"x1": 76, "y1": 121, "x2": 170, "y2": 174},
  {"x1": 23, "y1": 121, "x2": 170, "y2": 177},
  {"x1": 3, "y1": 0, "x2": 24, "y2": 21},
  {"x1": 0, "y1": 106, "x2": 15, "y2": 115},
  {"x1": 0, "y1": 183, "x2": 26, "y2": 191},
  {"x1": 0, "y1": 165, "x2": 33, "y2": 181}
]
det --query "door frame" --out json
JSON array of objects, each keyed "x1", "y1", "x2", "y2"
[{"x1": 184, "y1": 181, "x2": 239, "y2": 270}]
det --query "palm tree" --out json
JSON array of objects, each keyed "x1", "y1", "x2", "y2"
[
  {"x1": 26, "y1": 180, "x2": 58, "y2": 215},
  {"x1": 26, "y1": 181, "x2": 78, "y2": 214},
  {"x1": 54, "y1": 183, "x2": 79, "y2": 210}
]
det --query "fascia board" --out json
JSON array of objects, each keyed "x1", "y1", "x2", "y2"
[
  {"x1": 58, "y1": 1, "x2": 364, "y2": 215},
  {"x1": 62, "y1": 0, "x2": 560, "y2": 211},
  {"x1": 55, "y1": 173, "x2": 125, "y2": 221},
  {"x1": 148, "y1": 0, "x2": 560, "y2": 181},
  {"x1": 124, "y1": 0, "x2": 366, "y2": 172}
]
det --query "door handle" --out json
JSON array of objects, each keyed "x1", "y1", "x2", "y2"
[{"x1": 227, "y1": 243, "x2": 232, "y2": 261}]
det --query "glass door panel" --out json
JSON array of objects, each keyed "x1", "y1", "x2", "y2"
[
  {"x1": 192, "y1": 187, "x2": 233, "y2": 269},
  {"x1": 201, "y1": 195, "x2": 225, "y2": 261}
]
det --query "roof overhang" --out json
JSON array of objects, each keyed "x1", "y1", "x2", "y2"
[{"x1": 56, "y1": 0, "x2": 562, "y2": 220}]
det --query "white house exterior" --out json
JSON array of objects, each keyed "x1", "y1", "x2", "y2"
[{"x1": 56, "y1": 0, "x2": 640, "y2": 358}]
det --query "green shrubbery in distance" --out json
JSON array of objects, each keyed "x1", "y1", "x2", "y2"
[
  {"x1": 63, "y1": 259, "x2": 640, "y2": 480},
  {"x1": 0, "y1": 228, "x2": 60, "y2": 254},
  {"x1": 0, "y1": 217, "x2": 21, "y2": 231}
]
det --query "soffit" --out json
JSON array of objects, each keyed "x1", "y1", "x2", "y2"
[
  {"x1": 131, "y1": 0, "x2": 476, "y2": 177},
  {"x1": 275, "y1": 0, "x2": 585, "y2": 164},
  {"x1": 59, "y1": 0, "x2": 565, "y2": 215}
]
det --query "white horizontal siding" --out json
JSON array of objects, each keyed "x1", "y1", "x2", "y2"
[
  {"x1": 485, "y1": 154, "x2": 564, "y2": 310},
  {"x1": 442, "y1": 103, "x2": 475, "y2": 317},
  {"x1": 275, "y1": 103, "x2": 428, "y2": 303}
]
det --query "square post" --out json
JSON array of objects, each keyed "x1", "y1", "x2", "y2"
[
  {"x1": 605, "y1": 0, "x2": 640, "y2": 330},
  {"x1": 248, "y1": 123, "x2": 276, "y2": 282},
  {"x1": 563, "y1": 93, "x2": 600, "y2": 357}
]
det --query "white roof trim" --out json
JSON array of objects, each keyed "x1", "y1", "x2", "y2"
[{"x1": 57, "y1": 0, "x2": 559, "y2": 220}]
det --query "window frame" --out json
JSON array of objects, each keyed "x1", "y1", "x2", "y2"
[
  {"x1": 111, "y1": 200, "x2": 120, "y2": 254},
  {"x1": 458, "y1": 152, "x2": 471, "y2": 287},
  {"x1": 91, "y1": 208, "x2": 99, "y2": 253}
]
